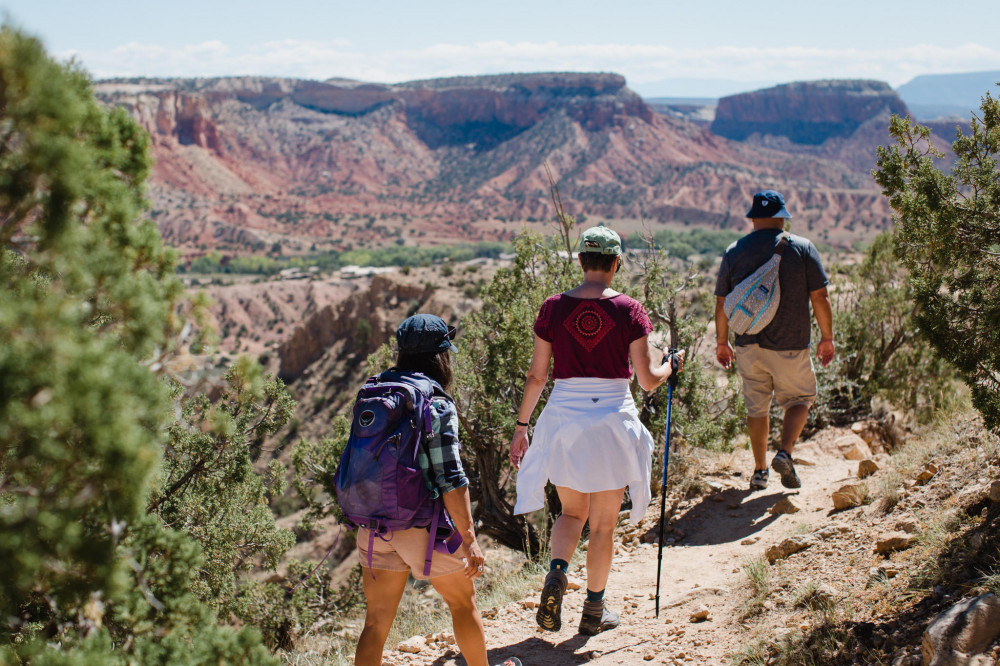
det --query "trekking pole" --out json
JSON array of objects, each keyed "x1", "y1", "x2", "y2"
[{"x1": 655, "y1": 349, "x2": 680, "y2": 618}]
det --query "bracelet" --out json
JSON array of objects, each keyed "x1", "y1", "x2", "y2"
[{"x1": 516, "y1": 420, "x2": 530, "y2": 427}]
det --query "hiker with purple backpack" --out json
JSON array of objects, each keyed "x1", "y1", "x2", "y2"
[
  {"x1": 344, "y1": 315, "x2": 520, "y2": 666},
  {"x1": 508, "y1": 226, "x2": 683, "y2": 636}
]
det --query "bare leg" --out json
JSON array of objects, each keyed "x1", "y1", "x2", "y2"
[
  {"x1": 431, "y1": 571, "x2": 487, "y2": 666},
  {"x1": 583, "y1": 488, "x2": 626, "y2": 593},
  {"x1": 780, "y1": 404, "x2": 810, "y2": 455},
  {"x1": 355, "y1": 568, "x2": 409, "y2": 666},
  {"x1": 550, "y1": 486, "x2": 589, "y2": 563},
  {"x1": 747, "y1": 415, "x2": 769, "y2": 470}
]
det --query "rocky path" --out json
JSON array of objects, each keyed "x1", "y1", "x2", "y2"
[{"x1": 381, "y1": 430, "x2": 874, "y2": 666}]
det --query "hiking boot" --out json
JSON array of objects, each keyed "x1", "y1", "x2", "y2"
[
  {"x1": 771, "y1": 450, "x2": 801, "y2": 489},
  {"x1": 579, "y1": 599, "x2": 620, "y2": 635},
  {"x1": 749, "y1": 469, "x2": 769, "y2": 491},
  {"x1": 536, "y1": 569, "x2": 567, "y2": 631}
]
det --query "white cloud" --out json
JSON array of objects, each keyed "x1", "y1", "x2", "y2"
[{"x1": 63, "y1": 39, "x2": 1000, "y2": 89}]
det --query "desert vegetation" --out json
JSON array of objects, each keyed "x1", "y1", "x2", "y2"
[{"x1": 179, "y1": 242, "x2": 513, "y2": 277}]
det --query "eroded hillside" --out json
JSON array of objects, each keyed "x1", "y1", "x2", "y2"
[{"x1": 96, "y1": 73, "x2": 894, "y2": 255}]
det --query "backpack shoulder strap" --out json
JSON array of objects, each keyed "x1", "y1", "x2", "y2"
[
  {"x1": 774, "y1": 232, "x2": 791, "y2": 256},
  {"x1": 380, "y1": 368, "x2": 432, "y2": 391},
  {"x1": 430, "y1": 383, "x2": 455, "y2": 404}
]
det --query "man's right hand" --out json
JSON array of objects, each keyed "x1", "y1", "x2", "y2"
[
  {"x1": 716, "y1": 342, "x2": 734, "y2": 369},
  {"x1": 817, "y1": 339, "x2": 835, "y2": 367}
]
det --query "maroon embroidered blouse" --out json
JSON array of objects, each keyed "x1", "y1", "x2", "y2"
[{"x1": 533, "y1": 293, "x2": 654, "y2": 380}]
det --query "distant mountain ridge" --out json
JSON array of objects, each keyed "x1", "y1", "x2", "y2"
[
  {"x1": 896, "y1": 70, "x2": 1000, "y2": 120},
  {"x1": 96, "y1": 72, "x2": 893, "y2": 255}
]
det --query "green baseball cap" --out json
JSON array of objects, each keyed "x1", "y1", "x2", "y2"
[{"x1": 579, "y1": 226, "x2": 622, "y2": 255}]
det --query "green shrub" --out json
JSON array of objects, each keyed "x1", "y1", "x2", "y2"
[
  {"x1": 810, "y1": 232, "x2": 957, "y2": 428},
  {"x1": 874, "y1": 91, "x2": 1000, "y2": 429},
  {"x1": 0, "y1": 26, "x2": 278, "y2": 663}
]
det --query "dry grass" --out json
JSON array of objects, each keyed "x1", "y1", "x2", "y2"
[
  {"x1": 792, "y1": 580, "x2": 828, "y2": 611},
  {"x1": 477, "y1": 557, "x2": 549, "y2": 612},
  {"x1": 278, "y1": 632, "x2": 356, "y2": 666},
  {"x1": 728, "y1": 634, "x2": 770, "y2": 666},
  {"x1": 660, "y1": 448, "x2": 713, "y2": 498},
  {"x1": 977, "y1": 571, "x2": 1000, "y2": 597},
  {"x1": 743, "y1": 555, "x2": 771, "y2": 597},
  {"x1": 739, "y1": 554, "x2": 772, "y2": 619},
  {"x1": 383, "y1": 583, "x2": 453, "y2": 652},
  {"x1": 771, "y1": 593, "x2": 859, "y2": 666},
  {"x1": 770, "y1": 622, "x2": 856, "y2": 666},
  {"x1": 874, "y1": 468, "x2": 904, "y2": 513},
  {"x1": 789, "y1": 521, "x2": 815, "y2": 536}
]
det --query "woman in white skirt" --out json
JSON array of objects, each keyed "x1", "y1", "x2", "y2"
[{"x1": 509, "y1": 226, "x2": 683, "y2": 635}]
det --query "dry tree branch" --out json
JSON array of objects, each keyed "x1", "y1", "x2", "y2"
[{"x1": 543, "y1": 160, "x2": 574, "y2": 260}]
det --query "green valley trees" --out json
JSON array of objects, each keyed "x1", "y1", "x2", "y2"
[{"x1": 874, "y1": 88, "x2": 1000, "y2": 429}]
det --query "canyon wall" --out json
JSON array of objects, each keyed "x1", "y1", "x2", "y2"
[
  {"x1": 98, "y1": 73, "x2": 896, "y2": 254},
  {"x1": 711, "y1": 80, "x2": 910, "y2": 145}
]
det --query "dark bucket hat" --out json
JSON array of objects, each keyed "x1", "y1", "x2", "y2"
[
  {"x1": 746, "y1": 190, "x2": 791, "y2": 219},
  {"x1": 396, "y1": 314, "x2": 457, "y2": 354}
]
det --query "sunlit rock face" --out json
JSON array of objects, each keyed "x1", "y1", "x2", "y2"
[{"x1": 712, "y1": 80, "x2": 910, "y2": 145}]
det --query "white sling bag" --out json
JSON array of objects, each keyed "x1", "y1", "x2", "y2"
[{"x1": 723, "y1": 233, "x2": 789, "y2": 336}]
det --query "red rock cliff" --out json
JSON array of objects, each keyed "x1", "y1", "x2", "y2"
[{"x1": 712, "y1": 80, "x2": 910, "y2": 145}]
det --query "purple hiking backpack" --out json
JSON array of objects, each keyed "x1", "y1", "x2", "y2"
[{"x1": 335, "y1": 370, "x2": 462, "y2": 576}]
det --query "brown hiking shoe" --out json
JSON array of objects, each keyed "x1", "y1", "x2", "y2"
[
  {"x1": 536, "y1": 569, "x2": 568, "y2": 631},
  {"x1": 578, "y1": 599, "x2": 620, "y2": 635},
  {"x1": 771, "y1": 450, "x2": 801, "y2": 489}
]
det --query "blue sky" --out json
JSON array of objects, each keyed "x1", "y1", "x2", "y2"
[{"x1": 5, "y1": 0, "x2": 1000, "y2": 96}]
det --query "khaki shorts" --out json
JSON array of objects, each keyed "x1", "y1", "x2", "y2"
[
  {"x1": 357, "y1": 527, "x2": 466, "y2": 580},
  {"x1": 734, "y1": 344, "x2": 817, "y2": 418}
]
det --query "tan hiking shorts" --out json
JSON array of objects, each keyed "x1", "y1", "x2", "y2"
[
  {"x1": 733, "y1": 344, "x2": 817, "y2": 418},
  {"x1": 357, "y1": 527, "x2": 466, "y2": 580}
]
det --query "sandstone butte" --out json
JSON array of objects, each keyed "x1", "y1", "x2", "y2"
[{"x1": 94, "y1": 73, "x2": 916, "y2": 258}]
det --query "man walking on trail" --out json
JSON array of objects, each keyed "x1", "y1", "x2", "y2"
[{"x1": 715, "y1": 190, "x2": 835, "y2": 490}]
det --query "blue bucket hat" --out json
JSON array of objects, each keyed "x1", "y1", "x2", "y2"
[
  {"x1": 746, "y1": 190, "x2": 791, "y2": 219},
  {"x1": 396, "y1": 314, "x2": 457, "y2": 354}
]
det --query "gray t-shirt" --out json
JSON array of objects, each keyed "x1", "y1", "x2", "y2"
[{"x1": 714, "y1": 228, "x2": 829, "y2": 351}]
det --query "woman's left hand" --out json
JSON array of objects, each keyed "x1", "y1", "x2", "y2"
[
  {"x1": 509, "y1": 429, "x2": 529, "y2": 470},
  {"x1": 666, "y1": 349, "x2": 686, "y2": 375}
]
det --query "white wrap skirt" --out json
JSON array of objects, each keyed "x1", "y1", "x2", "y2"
[{"x1": 513, "y1": 377, "x2": 654, "y2": 524}]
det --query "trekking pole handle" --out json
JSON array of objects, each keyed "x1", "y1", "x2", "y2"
[{"x1": 664, "y1": 348, "x2": 680, "y2": 389}]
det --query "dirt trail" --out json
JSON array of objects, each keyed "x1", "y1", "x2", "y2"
[{"x1": 384, "y1": 436, "x2": 863, "y2": 665}]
